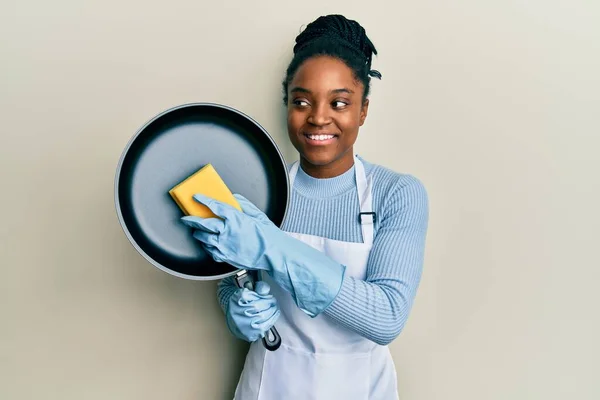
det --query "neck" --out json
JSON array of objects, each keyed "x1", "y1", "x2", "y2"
[{"x1": 300, "y1": 150, "x2": 355, "y2": 179}]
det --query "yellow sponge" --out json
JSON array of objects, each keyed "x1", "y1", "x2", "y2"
[{"x1": 168, "y1": 164, "x2": 241, "y2": 218}]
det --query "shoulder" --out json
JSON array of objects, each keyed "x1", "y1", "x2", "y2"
[{"x1": 359, "y1": 156, "x2": 429, "y2": 226}]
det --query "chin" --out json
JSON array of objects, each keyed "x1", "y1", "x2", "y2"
[{"x1": 300, "y1": 150, "x2": 338, "y2": 167}]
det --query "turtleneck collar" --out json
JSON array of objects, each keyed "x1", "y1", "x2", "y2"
[{"x1": 292, "y1": 162, "x2": 356, "y2": 199}]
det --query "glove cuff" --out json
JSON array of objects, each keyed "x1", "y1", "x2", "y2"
[
  {"x1": 294, "y1": 259, "x2": 346, "y2": 317},
  {"x1": 267, "y1": 253, "x2": 346, "y2": 318}
]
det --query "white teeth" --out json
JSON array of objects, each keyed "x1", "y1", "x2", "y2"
[{"x1": 307, "y1": 134, "x2": 334, "y2": 141}]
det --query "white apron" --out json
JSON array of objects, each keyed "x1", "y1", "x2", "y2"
[{"x1": 233, "y1": 156, "x2": 398, "y2": 400}]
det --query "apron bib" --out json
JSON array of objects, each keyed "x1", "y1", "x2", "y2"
[{"x1": 233, "y1": 156, "x2": 398, "y2": 400}]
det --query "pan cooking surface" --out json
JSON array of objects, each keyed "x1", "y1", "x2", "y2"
[{"x1": 115, "y1": 103, "x2": 289, "y2": 280}]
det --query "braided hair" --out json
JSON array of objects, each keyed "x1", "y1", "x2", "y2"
[{"x1": 282, "y1": 14, "x2": 382, "y2": 105}]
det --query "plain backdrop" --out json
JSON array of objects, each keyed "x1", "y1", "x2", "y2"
[{"x1": 1, "y1": 1, "x2": 599, "y2": 399}]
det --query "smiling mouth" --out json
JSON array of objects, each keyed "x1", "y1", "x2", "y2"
[{"x1": 303, "y1": 133, "x2": 337, "y2": 141}]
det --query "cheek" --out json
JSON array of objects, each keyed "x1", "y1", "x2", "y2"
[
  {"x1": 339, "y1": 113, "x2": 361, "y2": 134},
  {"x1": 287, "y1": 110, "x2": 305, "y2": 131}
]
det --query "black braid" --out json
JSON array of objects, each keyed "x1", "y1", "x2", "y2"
[{"x1": 282, "y1": 14, "x2": 382, "y2": 104}]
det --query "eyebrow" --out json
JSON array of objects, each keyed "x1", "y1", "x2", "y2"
[
  {"x1": 290, "y1": 87, "x2": 354, "y2": 95},
  {"x1": 332, "y1": 88, "x2": 354, "y2": 94}
]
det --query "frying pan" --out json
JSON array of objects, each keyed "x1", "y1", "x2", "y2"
[{"x1": 114, "y1": 102, "x2": 288, "y2": 351}]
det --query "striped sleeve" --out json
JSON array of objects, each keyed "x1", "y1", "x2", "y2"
[
  {"x1": 216, "y1": 276, "x2": 237, "y2": 312},
  {"x1": 323, "y1": 175, "x2": 429, "y2": 345}
]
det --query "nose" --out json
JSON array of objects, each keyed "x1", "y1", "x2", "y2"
[{"x1": 307, "y1": 103, "x2": 332, "y2": 127}]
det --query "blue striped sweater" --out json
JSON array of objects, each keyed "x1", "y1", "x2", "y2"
[{"x1": 217, "y1": 155, "x2": 429, "y2": 345}]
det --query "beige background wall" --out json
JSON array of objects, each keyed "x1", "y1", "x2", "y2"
[{"x1": 1, "y1": 1, "x2": 599, "y2": 399}]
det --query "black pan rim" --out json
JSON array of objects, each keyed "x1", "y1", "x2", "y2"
[{"x1": 113, "y1": 101, "x2": 290, "y2": 281}]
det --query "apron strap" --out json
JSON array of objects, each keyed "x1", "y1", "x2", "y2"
[
  {"x1": 353, "y1": 157, "x2": 374, "y2": 246},
  {"x1": 288, "y1": 156, "x2": 374, "y2": 246},
  {"x1": 288, "y1": 161, "x2": 300, "y2": 186}
]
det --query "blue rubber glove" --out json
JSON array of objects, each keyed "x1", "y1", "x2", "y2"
[
  {"x1": 226, "y1": 281, "x2": 280, "y2": 342},
  {"x1": 181, "y1": 193, "x2": 346, "y2": 317}
]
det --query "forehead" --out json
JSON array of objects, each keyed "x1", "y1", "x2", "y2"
[{"x1": 290, "y1": 56, "x2": 362, "y2": 93}]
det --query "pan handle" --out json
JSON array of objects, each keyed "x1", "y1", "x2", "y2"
[{"x1": 234, "y1": 270, "x2": 282, "y2": 351}]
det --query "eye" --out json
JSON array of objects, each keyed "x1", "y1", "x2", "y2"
[
  {"x1": 292, "y1": 99, "x2": 310, "y2": 107},
  {"x1": 332, "y1": 100, "x2": 349, "y2": 108}
]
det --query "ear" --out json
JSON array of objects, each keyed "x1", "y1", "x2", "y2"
[{"x1": 359, "y1": 98, "x2": 369, "y2": 126}]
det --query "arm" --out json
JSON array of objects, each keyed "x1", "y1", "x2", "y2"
[
  {"x1": 217, "y1": 276, "x2": 238, "y2": 313},
  {"x1": 187, "y1": 187, "x2": 425, "y2": 322},
  {"x1": 323, "y1": 175, "x2": 429, "y2": 345}
]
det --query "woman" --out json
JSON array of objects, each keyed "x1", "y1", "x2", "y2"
[{"x1": 181, "y1": 14, "x2": 429, "y2": 400}]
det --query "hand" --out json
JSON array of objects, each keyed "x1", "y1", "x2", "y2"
[
  {"x1": 180, "y1": 193, "x2": 280, "y2": 271},
  {"x1": 226, "y1": 281, "x2": 280, "y2": 342},
  {"x1": 181, "y1": 193, "x2": 346, "y2": 318}
]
